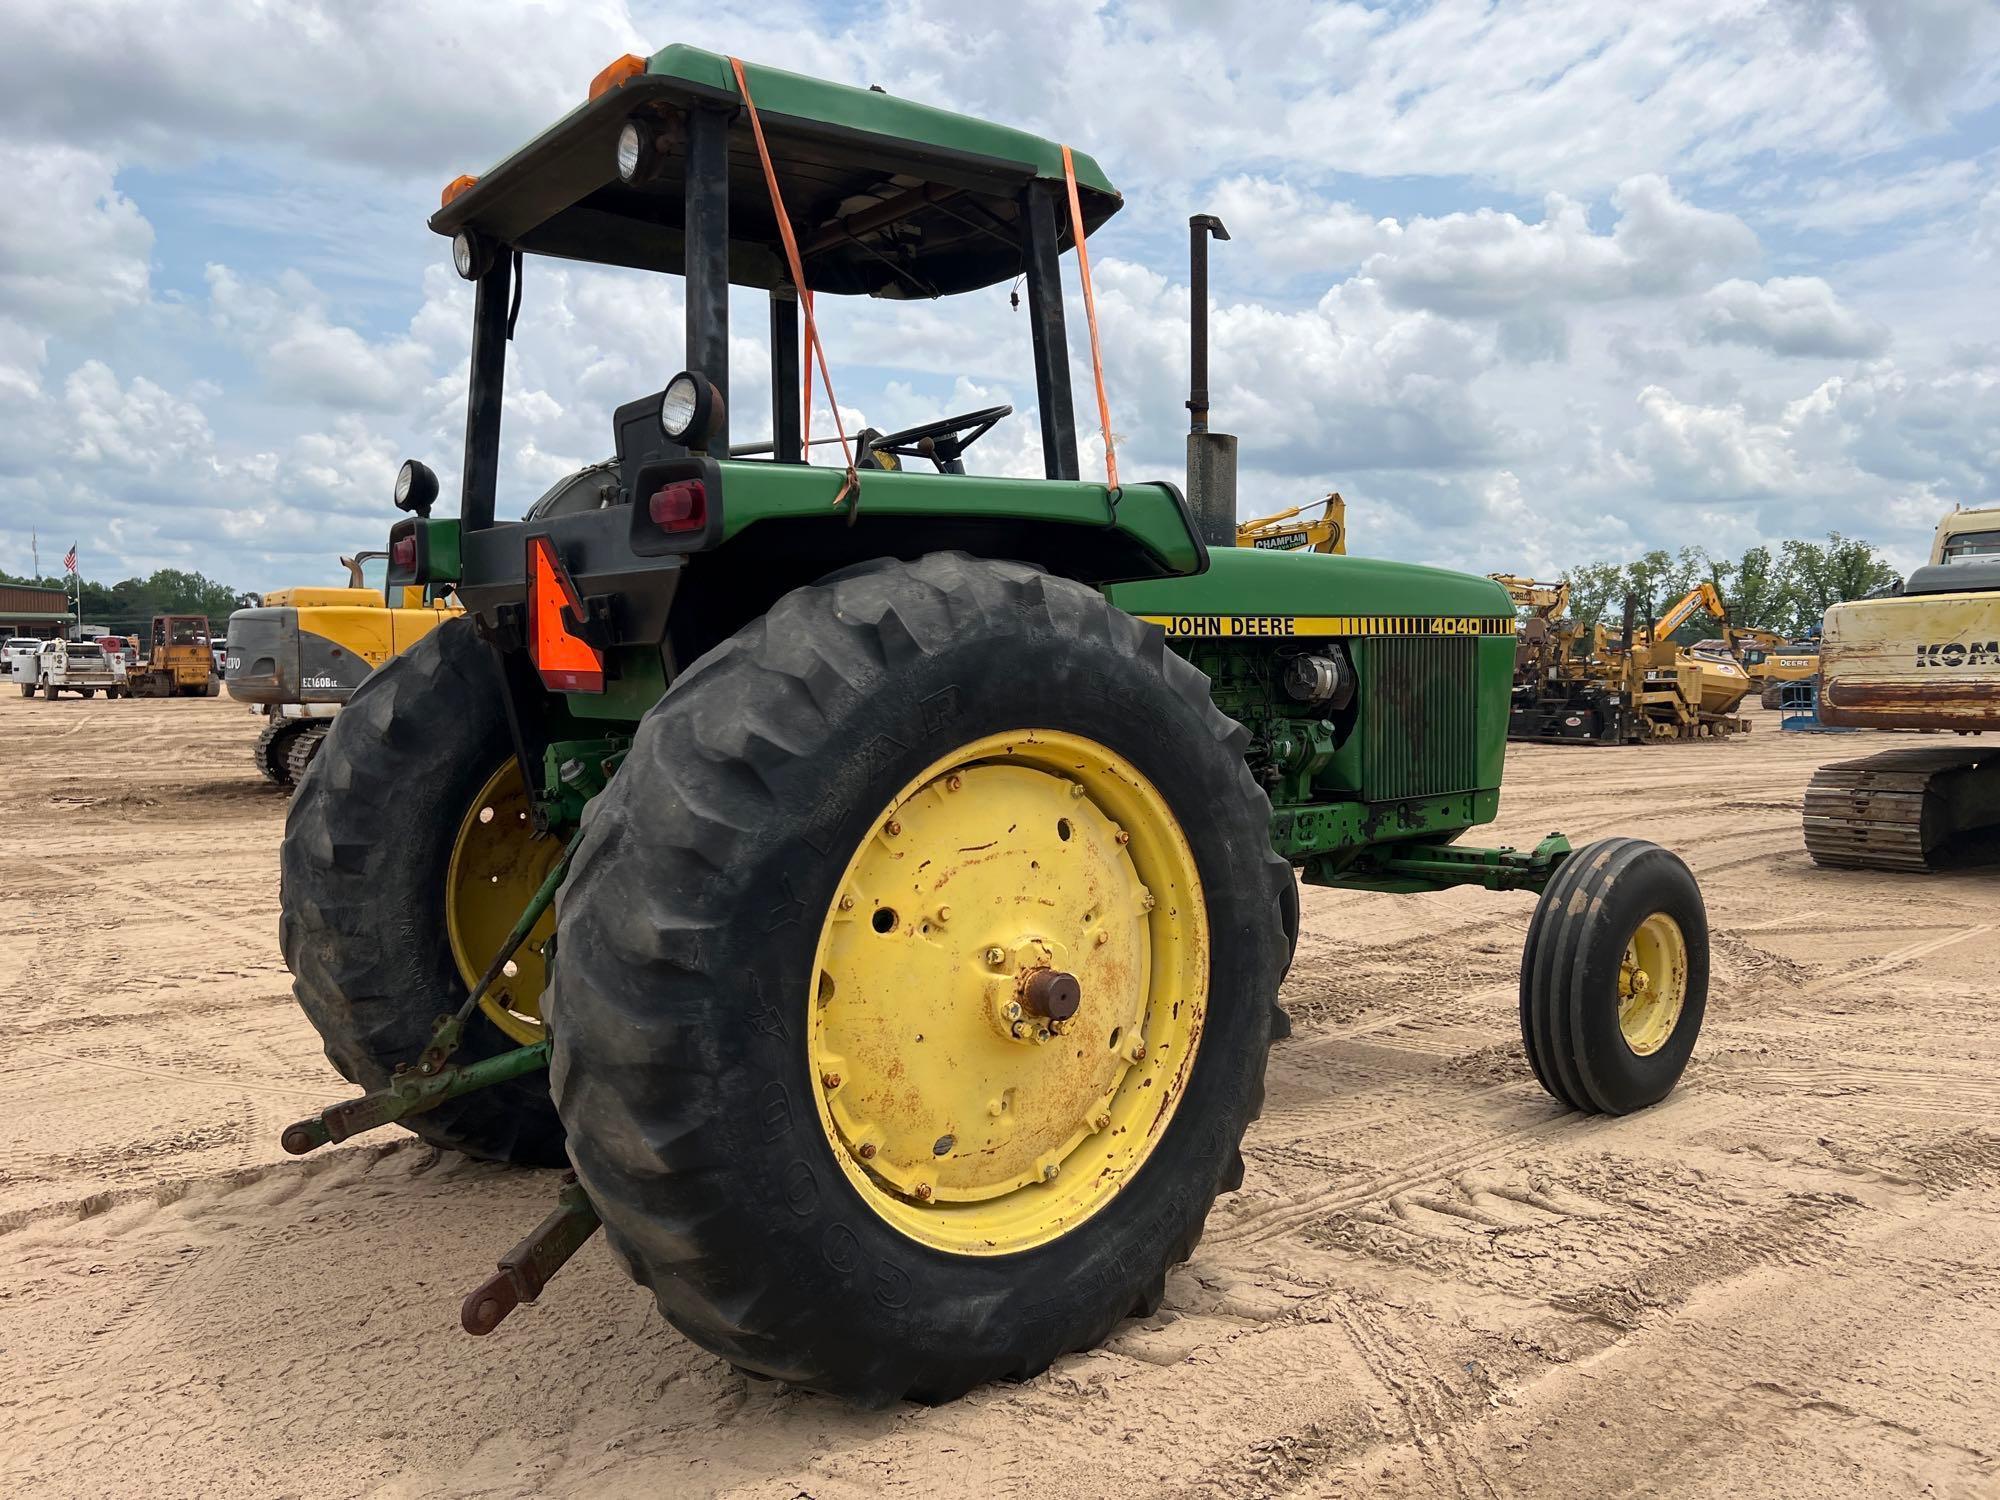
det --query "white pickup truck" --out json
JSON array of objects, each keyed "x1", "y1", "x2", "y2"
[{"x1": 29, "y1": 639, "x2": 125, "y2": 699}]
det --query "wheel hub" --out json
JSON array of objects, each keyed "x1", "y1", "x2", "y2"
[
  {"x1": 1617, "y1": 911, "x2": 1688, "y2": 1056},
  {"x1": 446, "y1": 760, "x2": 560, "y2": 1045},
  {"x1": 809, "y1": 730, "x2": 1207, "y2": 1255}
]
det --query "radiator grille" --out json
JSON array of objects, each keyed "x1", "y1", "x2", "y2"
[{"x1": 1361, "y1": 636, "x2": 1480, "y2": 801}]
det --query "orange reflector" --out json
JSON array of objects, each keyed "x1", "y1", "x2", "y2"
[
  {"x1": 589, "y1": 53, "x2": 647, "y2": 100},
  {"x1": 526, "y1": 535, "x2": 605, "y2": 694},
  {"x1": 441, "y1": 174, "x2": 478, "y2": 208}
]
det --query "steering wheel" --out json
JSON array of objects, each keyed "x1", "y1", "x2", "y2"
[{"x1": 860, "y1": 405, "x2": 1012, "y2": 474}]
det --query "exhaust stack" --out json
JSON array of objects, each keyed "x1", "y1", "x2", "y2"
[{"x1": 1185, "y1": 214, "x2": 1237, "y2": 549}]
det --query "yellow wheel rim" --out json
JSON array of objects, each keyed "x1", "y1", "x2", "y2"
[
  {"x1": 808, "y1": 729, "x2": 1209, "y2": 1256},
  {"x1": 446, "y1": 761, "x2": 560, "y2": 1045},
  {"x1": 1618, "y1": 912, "x2": 1687, "y2": 1057}
]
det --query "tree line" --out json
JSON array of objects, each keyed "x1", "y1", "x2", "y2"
[
  {"x1": 0, "y1": 567, "x2": 255, "y2": 635},
  {"x1": 1561, "y1": 533, "x2": 1902, "y2": 641}
]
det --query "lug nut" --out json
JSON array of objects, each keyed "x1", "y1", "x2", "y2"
[
  {"x1": 1114, "y1": 829, "x2": 1130, "y2": 845},
  {"x1": 1094, "y1": 930, "x2": 1109, "y2": 947},
  {"x1": 937, "y1": 905, "x2": 951, "y2": 922},
  {"x1": 1003, "y1": 1000, "x2": 1023, "y2": 1022},
  {"x1": 821, "y1": 1071, "x2": 842, "y2": 1089},
  {"x1": 946, "y1": 774, "x2": 962, "y2": 792},
  {"x1": 1068, "y1": 783, "x2": 1085, "y2": 798},
  {"x1": 1130, "y1": 1040, "x2": 1147, "y2": 1062},
  {"x1": 984, "y1": 946, "x2": 1006, "y2": 967},
  {"x1": 1042, "y1": 1164, "x2": 1059, "y2": 1182},
  {"x1": 857, "y1": 1142, "x2": 877, "y2": 1160},
  {"x1": 885, "y1": 819, "x2": 902, "y2": 837},
  {"x1": 914, "y1": 1182, "x2": 933, "y2": 1201},
  {"x1": 1094, "y1": 1112, "x2": 1111, "y2": 1132},
  {"x1": 1011, "y1": 1021, "x2": 1031, "y2": 1040},
  {"x1": 839, "y1": 894, "x2": 854, "y2": 911}
]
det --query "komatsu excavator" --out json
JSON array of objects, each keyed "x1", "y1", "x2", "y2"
[{"x1": 1805, "y1": 504, "x2": 2000, "y2": 871}]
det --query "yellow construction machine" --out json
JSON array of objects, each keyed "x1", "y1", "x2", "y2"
[
  {"x1": 127, "y1": 614, "x2": 220, "y2": 697},
  {"x1": 1724, "y1": 624, "x2": 1821, "y2": 708},
  {"x1": 1236, "y1": 493, "x2": 1344, "y2": 554},
  {"x1": 1804, "y1": 504, "x2": 2000, "y2": 871},
  {"x1": 1627, "y1": 581, "x2": 1753, "y2": 730},
  {"x1": 227, "y1": 551, "x2": 460, "y2": 787},
  {"x1": 1495, "y1": 575, "x2": 1749, "y2": 743}
]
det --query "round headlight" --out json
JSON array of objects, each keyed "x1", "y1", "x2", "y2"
[
  {"x1": 616, "y1": 120, "x2": 647, "y2": 183},
  {"x1": 660, "y1": 373, "x2": 703, "y2": 439},
  {"x1": 393, "y1": 459, "x2": 439, "y2": 516},
  {"x1": 452, "y1": 229, "x2": 493, "y2": 281}
]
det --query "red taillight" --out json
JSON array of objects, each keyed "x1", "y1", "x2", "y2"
[
  {"x1": 391, "y1": 536, "x2": 417, "y2": 569},
  {"x1": 648, "y1": 479, "x2": 707, "y2": 532}
]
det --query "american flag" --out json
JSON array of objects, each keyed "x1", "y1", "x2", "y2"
[{"x1": 62, "y1": 543, "x2": 77, "y2": 575}]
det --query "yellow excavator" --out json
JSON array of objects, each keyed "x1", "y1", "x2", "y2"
[
  {"x1": 1496, "y1": 575, "x2": 1750, "y2": 742},
  {"x1": 1626, "y1": 581, "x2": 1753, "y2": 728},
  {"x1": 227, "y1": 552, "x2": 460, "y2": 787},
  {"x1": 1237, "y1": 493, "x2": 1344, "y2": 554},
  {"x1": 1804, "y1": 504, "x2": 2000, "y2": 871}
]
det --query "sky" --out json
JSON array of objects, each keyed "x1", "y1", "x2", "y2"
[{"x1": 1, "y1": 0, "x2": 1996, "y2": 594}]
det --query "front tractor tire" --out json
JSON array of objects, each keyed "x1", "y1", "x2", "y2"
[
  {"x1": 1520, "y1": 838, "x2": 1708, "y2": 1114},
  {"x1": 548, "y1": 553, "x2": 1293, "y2": 1404},
  {"x1": 280, "y1": 617, "x2": 565, "y2": 1166}
]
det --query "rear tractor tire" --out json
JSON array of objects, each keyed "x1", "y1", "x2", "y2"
[
  {"x1": 1520, "y1": 838, "x2": 1707, "y2": 1114},
  {"x1": 549, "y1": 553, "x2": 1293, "y2": 1404},
  {"x1": 280, "y1": 617, "x2": 565, "y2": 1166}
]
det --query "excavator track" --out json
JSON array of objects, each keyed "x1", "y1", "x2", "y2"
[
  {"x1": 283, "y1": 721, "x2": 331, "y2": 789},
  {"x1": 1803, "y1": 746, "x2": 2000, "y2": 872}
]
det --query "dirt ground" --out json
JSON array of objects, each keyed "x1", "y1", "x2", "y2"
[{"x1": 2, "y1": 689, "x2": 1996, "y2": 1499}]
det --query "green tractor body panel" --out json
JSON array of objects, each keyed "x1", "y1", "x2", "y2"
[
  {"x1": 1112, "y1": 547, "x2": 1517, "y2": 868},
  {"x1": 1106, "y1": 544, "x2": 1513, "y2": 622},
  {"x1": 715, "y1": 462, "x2": 1202, "y2": 574},
  {"x1": 430, "y1": 44, "x2": 1119, "y2": 296},
  {"x1": 642, "y1": 46, "x2": 1116, "y2": 200}
]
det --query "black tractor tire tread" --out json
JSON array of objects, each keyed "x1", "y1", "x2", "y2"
[
  {"x1": 548, "y1": 552, "x2": 1292, "y2": 1404},
  {"x1": 279, "y1": 617, "x2": 565, "y2": 1165}
]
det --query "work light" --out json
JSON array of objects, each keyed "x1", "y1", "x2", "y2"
[
  {"x1": 394, "y1": 459, "x2": 439, "y2": 516},
  {"x1": 659, "y1": 371, "x2": 721, "y2": 450},
  {"x1": 616, "y1": 120, "x2": 652, "y2": 183},
  {"x1": 452, "y1": 229, "x2": 493, "y2": 280}
]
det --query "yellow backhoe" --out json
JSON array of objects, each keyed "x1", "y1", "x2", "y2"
[
  {"x1": 1236, "y1": 493, "x2": 1344, "y2": 554},
  {"x1": 1805, "y1": 504, "x2": 2000, "y2": 870}
]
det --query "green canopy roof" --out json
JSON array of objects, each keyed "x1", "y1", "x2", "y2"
[{"x1": 431, "y1": 45, "x2": 1122, "y2": 298}]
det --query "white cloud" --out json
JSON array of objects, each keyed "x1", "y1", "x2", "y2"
[
  {"x1": 1362, "y1": 176, "x2": 1758, "y2": 316},
  {"x1": 205, "y1": 265, "x2": 437, "y2": 411},
  {"x1": 1694, "y1": 275, "x2": 1891, "y2": 358},
  {"x1": 0, "y1": 144, "x2": 152, "y2": 328}
]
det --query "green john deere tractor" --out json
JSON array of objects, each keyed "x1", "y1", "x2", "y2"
[{"x1": 278, "y1": 45, "x2": 1710, "y2": 1404}]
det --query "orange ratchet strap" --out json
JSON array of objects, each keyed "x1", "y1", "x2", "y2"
[
  {"x1": 1061, "y1": 145, "x2": 1117, "y2": 490},
  {"x1": 729, "y1": 56, "x2": 859, "y2": 514}
]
